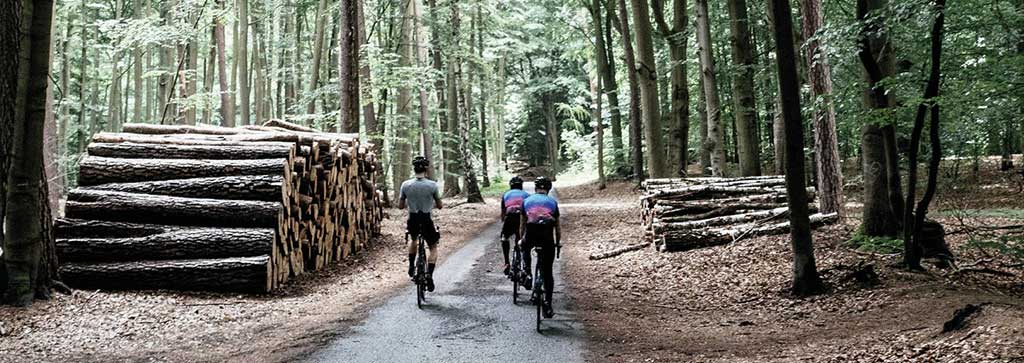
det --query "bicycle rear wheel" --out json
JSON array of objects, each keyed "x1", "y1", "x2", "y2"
[{"x1": 415, "y1": 237, "x2": 427, "y2": 308}]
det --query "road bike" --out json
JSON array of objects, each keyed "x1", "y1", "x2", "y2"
[
  {"x1": 531, "y1": 243, "x2": 561, "y2": 332},
  {"x1": 408, "y1": 227, "x2": 437, "y2": 309},
  {"x1": 508, "y1": 238, "x2": 525, "y2": 304}
]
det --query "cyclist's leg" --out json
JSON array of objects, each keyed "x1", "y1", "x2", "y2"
[
  {"x1": 423, "y1": 217, "x2": 440, "y2": 275},
  {"x1": 406, "y1": 217, "x2": 419, "y2": 277},
  {"x1": 539, "y1": 241, "x2": 555, "y2": 305}
]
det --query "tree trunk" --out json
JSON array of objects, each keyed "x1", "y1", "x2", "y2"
[
  {"x1": 800, "y1": 0, "x2": 842, "y2": 215},
  {"x1": 444, "y1": 1, "x2": 462, "y2": 197},
  {"x1": 595, "y1": 3, "x2": 623, "y2": 171},
  {"x1": 615, "y1": 0, "x2": 644, "y2": 181},
  {"x1": 769, "y1": 0, "x2": 824, "y2": 296},
  {"x1": 306, "y1": 0, "x2": 328, "y2": 115},
  {"x1": 337, "y1": 0, "x2": 360, "y2": 133},
  {"x1": 214, "y1": 0, "x2": 234, "y2": 126},
  {"x1": 857, "y1": 0, "x2": 902, "y2": 237},
  {"x1": 449, "y1": 1, "x2": 483, "y2": 203},
  {"x1": 726, "y1": 0, "x2": 760, "y2": 176},
  {"x1": 132, "y1": 0, "x2": 144, "y2": 123},
  {"x1": 697, "y1": 69, "x2": 710, "y2": 175},
  {"x1": 902, "y1": 0, "x2": 946, "y2": 270},
  {"x1": 651, "y1": 0, "x2": 690, "y2": 177},
  {"x1": 393, "y1": 0, "x2": 415, "y2": 202},
  {"x1": 629, "y1": 0, "x2": 669, "y2": 178},
  {"x1": 357, "y1": 0, "x2": 377, "y2": 136},
  {"x1": 591, "y1": 75, "x2": 606, "y2": 189},
  {"x1": 238, "y1": 0, "x2": 251, "y2": 125},
  {"x1": 476, "y1": 4, "x2": 489, "y2": 188},
  {"x1": 695, "y1": 0, "x2": 726, "y2": 177},
  {"x1": 3, "y1": 0, "x2": 57, "y2": 305},
  {"x1": 542, "y1": 94, "x2": 560, "y2": 175},
  {"x1": 109, "y1": 0, "x2": 123, "y2": 130}
]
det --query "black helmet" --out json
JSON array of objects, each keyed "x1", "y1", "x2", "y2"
[
  {"x1": 534, "y1": 176, "x2": 552, "y2": 191},
  {"x1": 509, "y1": 176, "x2": 524, "y2": 188},
  {"x1": 412, "y1": 156, "x2": 429, "y2": 172}
]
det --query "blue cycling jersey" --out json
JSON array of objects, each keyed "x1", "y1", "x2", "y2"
[
  {"x1": 523, "y1": 193, "x2": 559, "y2": 225},
  {"x1": 502, "y1": 189, "x2": 530, "y2": 214}
]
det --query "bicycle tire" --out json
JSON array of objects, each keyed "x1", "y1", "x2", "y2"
[{"x1": 415, "y1": 236, "x2": 427, "y2": 309}]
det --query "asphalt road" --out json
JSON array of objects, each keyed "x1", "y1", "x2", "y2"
[{"x1": 306, "y1": 186, "x2": 585, "y2": 363}]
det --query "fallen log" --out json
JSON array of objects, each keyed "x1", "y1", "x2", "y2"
[
  {"x1": 66, "y1": 189, "x2": 280, "y2": 227},
  {"x1": 589, "y1": 242, "x2": 651, "y2": 260},
  {"x1": 57, "y1": 228, "x2": 274, "y2": 262},
  {"x1": 658, "y1": 213, "x2": 839, "y2": 252},
  {"x1": 654, "y1": 202, "x2": 790, "y2": 221},
  {"x1": 653, "y1": 206, "x2": 818, "y2": 233},
  {"x1": 122, "y1": 123, "x2": 260, "y2": 135},
  {"x1": 59, "y1": 256, "x2": 271, "y2": 293},
  {"x1": 55, "y1": 219, "x2": 183, "y2": 238},
  {"x1": 93, "y1": 131, "x2": 347, "y2": 145},
  {"x1": 78, "y1": 156, "x2": 284, "y2": 185},
  {"x1": 263, "y1": 119, "x2": 318, "y2": 133},
  {"x1": 87, "y1": 142, "x2": 301, "y2": 160},
  {"x1": 85, "y1": 175, "x2": 283, "y2": 201}
]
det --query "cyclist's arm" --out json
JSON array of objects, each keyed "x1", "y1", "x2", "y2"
[
  {"x1": 433, "y1": 187, "x2": 443, "y2": 210},
  {"x1": 554, "y1": 219, "x2": 561, "y2": 245},
  {"x1": 398, "y1": 184, "x2": 407, "y2": 210},
  {"x1": 500, "y1": 198, "x2": 506, "y2": 220}
]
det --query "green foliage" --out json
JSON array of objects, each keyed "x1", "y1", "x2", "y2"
[
  {"x1": 849, "y1": 232, "x2": 904, "y2": 254},
  {"x1": 967, "y1": 235, "x2": 1024, "y2": 265}
]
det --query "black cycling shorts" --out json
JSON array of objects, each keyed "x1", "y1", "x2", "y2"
[
  {"x1": 523, "y1": 223, "x2": 556, "y2": 248},
  {"x1": 407, "y1": 212, "x2": 440, "y2": 246},
  {"x1": 501, "y1": 213, "x2": 522, "y2": 239}
]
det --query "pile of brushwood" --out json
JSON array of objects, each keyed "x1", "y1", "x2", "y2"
[
  {"x1": 641, "y1": 176, "x2": 839, "y2": 252},
  {"x1": 55, "y1": 120, "x2": 384, "y2": 293}
]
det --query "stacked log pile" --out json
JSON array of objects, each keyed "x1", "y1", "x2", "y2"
[
  {"x1": 641, "y1": 176, "x2": 838, "y2": 252},
  {"x1": 57, "y1": 121, "x2": 384, "y2": 293}
]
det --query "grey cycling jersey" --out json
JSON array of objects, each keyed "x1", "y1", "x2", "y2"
[{"x1": 400, "y1": 177, "x2": 441, "y2": 214}]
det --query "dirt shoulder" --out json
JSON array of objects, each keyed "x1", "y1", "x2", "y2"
[
  {"x1": 0, "y1": 198, "x2": 499, "y2": 363},
  {"x1": 560, "y1": 181, "x2": 1024, "y2": 362}
]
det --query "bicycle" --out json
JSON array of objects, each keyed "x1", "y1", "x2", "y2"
[
  {"x1": 407, "y1": 228, "x2": 435, "y2": 309},
  {"x1": 531, "y1": 243, "x2": 561, "y2": 332},
  {"x1": 508, "y1": 237, "x2": 524, "y2": 304}
]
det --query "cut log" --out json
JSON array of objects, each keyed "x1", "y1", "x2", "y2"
[
  {"x1": 93, "y1": 131, "x2": 345, "y2": 145},
  {"x1": 57, "y1": 228, "x2": 274, "y2": 262},
  {"x1": 55, "y1": 218, "x2": 182, "y2": 238},
  {"x1": 263, "y1": 119, "x2": 318, "y2": 133},
  {"x1": 78, "y1": 156, "x2": 284, "y2": 185},
  {"x1": 59, "y1": 256, "x2": 271, "y2": 293},
  {"x1": 589, "y1": 242, "x2": 651, "y2": 260},
  {"x1": 85, "y1": 175, "x2": 283, "y2": 201},
  {"x1": 658, "y1": 213, "x2": 839, "y2": 252},
  {"x1": 122, "y1": 123, "x2": 261, "y2": 135},
  {"x1": 653, "y1": 206, "x2": 819, "y2": 233},
  {"x1": 66, "y1": 189, "x2": 280, "y2": 227},
  {"x1": 88, "y1": 142, "x2": 300, "y2": 160}
]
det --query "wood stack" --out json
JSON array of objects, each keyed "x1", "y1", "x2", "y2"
[
  {"x1": 57, "y1": 121, "x2": 384, "y2": 293},
  {"x1": 641, "y1": 176, "x2": 838, "y2": 252}
]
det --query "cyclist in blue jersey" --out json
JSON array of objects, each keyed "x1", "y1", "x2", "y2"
[
  {"x1": 518, "y1": 176, "x2": 561, "y2": 318},
  {"x1": 500, "y1": 176, "x2": 529, "y2": 275}
]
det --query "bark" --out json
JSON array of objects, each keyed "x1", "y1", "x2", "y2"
[
  {"x1": 651, "y1": 0, "x2": 690, "y2": 176},
  {"x1": 306, "y1": 0, "x2": 328, "y2": 115},
  {"x1": 770, "y1": 0, "x2": 824, "y2": 296},
  {"x1": 450, "y1": 1, "x2": 483, "y2": 203},
  {"x1": 238, "y1": 0, "x2": 251, "y2": 125},
  {"x1": 84, "y1": 175, "x2": 284, "y2": 201},
  {"x1": 392, "y1": 0, "x2": 415, "y2": 202},
  {"x1": 65, "y1": 189, "x2": 280, "y2": 227},
  {"x1": 697, "y1": 69, "x2": 710, "y2": 174},
  {"x1": 615, "y1": 0, "x2": 644, "y2": 181},
  {"x1": 3, "y1": 0, "x2": 56, "y2": 305},
  {"x1": 337, "y1": 0, "x2": 360, "y2": 133},
  {"x1": 215, "y1": 0, "x2": 234, "y2": 126},
  {"x1": 801, "y1": 0, "x2": 842, "y2": 215},
  {"x1": 0, "y1": 0, "x2": 18, "y2": 299},
  {"x1": 57, "y1": 228, "x2": 273, "y2": 263},
  {"x1": 695, "y1": 0, "x2": 726, "y2": 177},
  {"x1": 87, "y1": 142, "x2": 297, "y2": 160},
  {"x1": 77, "y1": 157, "x2": 285, "y2": 185},
  {"x1": 60, "y1": 256, "x2": 271, "y2": 293},
  {"x1": 427, "y1": 0, "x2": 448, "y2": 179},
  {"x1": 726, "y1": 0, "x2": 760, "y2": 176},
  {"x1": 857, "y1": 0, "x2": 902, "y2": 237},
  {"x1": 629, "y1": 0, "x2": 669, "y2": 178},
  {"x1": 603, "y1": 1, "x2": 625, "y2": 168},
  {"x1": 358, "y1": 0, "x2": 377, "y2": 136},
  {"x1": 444, "y1": 1, "x2": 462, "y2": 197},
  {"x1": 902, "y1": 0, "x2": 946, "y2": 270}
]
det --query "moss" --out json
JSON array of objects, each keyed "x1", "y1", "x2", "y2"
[{"x1": 849, "y1": 231, "x2": 904, "y2": 254}]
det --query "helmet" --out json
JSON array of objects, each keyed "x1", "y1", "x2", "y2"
[
  {"x1": 534, "y1": 176, "x2": 552, "y2": 191},
  {"x1": 509, "y1": 176, "x2": 524, "y2": 188},
  {"x1": 412, "y1": 156, "x2": 429, "y2": 168}
]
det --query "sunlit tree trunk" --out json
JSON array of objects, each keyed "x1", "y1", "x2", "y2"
[
  {"x1": 238, "y1": 0, "x2": 250, "y2": 125},
  {"x1": 393, "y1": 0, "x2": 415, "y2": 202},
  {"x1": 602, "y1": 1, "x2": 625, "y2": 169},
  {"x1": 476, "y1": 4, "x2": 489, "y2": 187},
  {"x1": 726, "y1": 0, "x2": 760, "y2": 176},
  {"x1": 108, "y1": 0, "x2": 124, "y2": 130},
  {"x1": 591, "y1": 76, "x2": 606, "y2": 189},
  {"x1": 413, "y1": 0, "x2": 433, "y2": 178},
  {"x1": 337, "y1": 0, "x2": 359, "y2": 133},
  {"x1": 357, "y1": 0, "x2": 377, "y2": 136},
  {"x1": 629, "y1": 0, "x2": 668, "y2": 178},
  {"x1": 214, "y1": 0, "x2": 234, "y2": 126},
  {"x1": 800, "y1": 0, "x2": 842, "y2": 215},
  {"x1": 694, "y1": 0, "x2": 725, "y2": 177},
  {"x1": 449, "y1": 1, "x2": 483, "y2": 203}
]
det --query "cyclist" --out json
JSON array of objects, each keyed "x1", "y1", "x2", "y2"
[
  {"x1": 518, "y1": 176, "x2": 561, "y2": 318},
  {"x1": 398, "y1": 156, "x2": 443, "y2": 292},
  {"x1": 500, "y1": 176, "x2": 529, "y2": 276}
]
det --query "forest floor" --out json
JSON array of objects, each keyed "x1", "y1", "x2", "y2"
[
  {"x1": 0, "y1": 197, "x2": 499, "y2": 363},
  {"x1": 561, "y1": 162, "x2": 1024, "y2": 362}
]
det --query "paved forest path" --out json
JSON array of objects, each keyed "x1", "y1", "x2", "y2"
[{"x1": 306, "y1": 186, "x2": 586, "y2": 362}]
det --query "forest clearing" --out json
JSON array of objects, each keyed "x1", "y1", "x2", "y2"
[{"x1": 2, "y1": 0, "x2": 1023, "y2": 361}]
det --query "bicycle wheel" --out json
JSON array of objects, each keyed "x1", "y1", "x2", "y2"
[
  {"x1": 511, "y1": 248, "x2": 520, "y2": 304},
  {"x1": 535, "y1": 257, "x2": 543, "y2": 332},
  {"x1": 415, "y1": 237, "x2": 427, "y2": 308}
]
